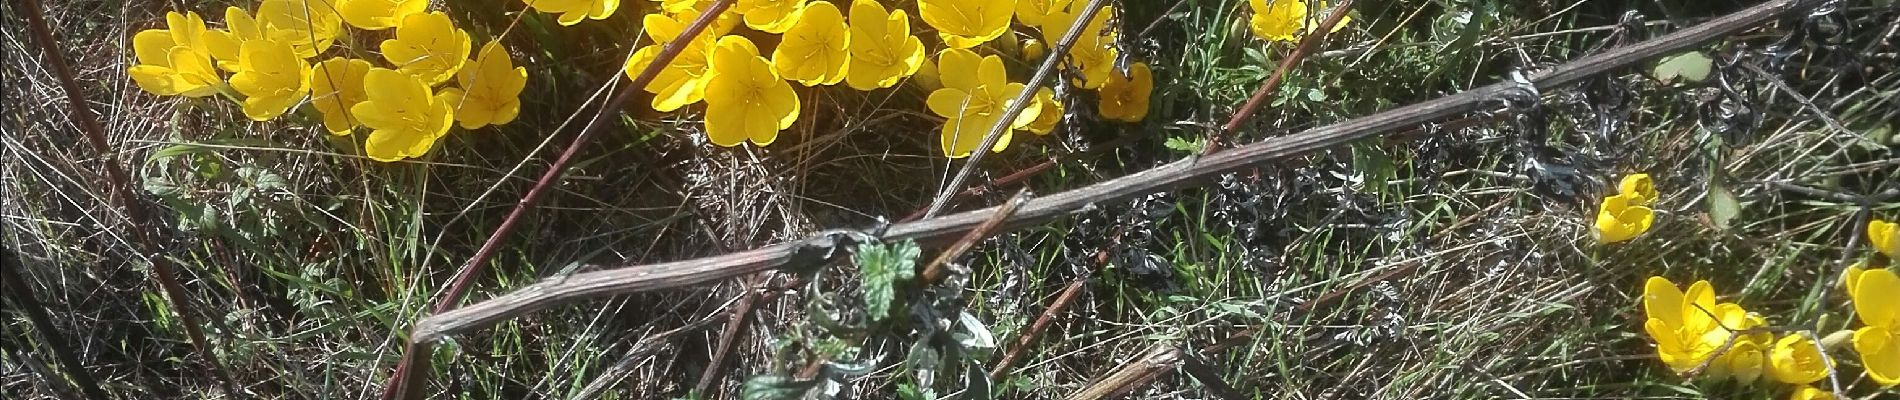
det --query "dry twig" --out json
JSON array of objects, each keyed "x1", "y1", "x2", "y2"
[{"x1": 406, "y1": 0, "x2": 1827, "y2": 364}]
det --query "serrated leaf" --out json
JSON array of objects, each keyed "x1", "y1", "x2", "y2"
[
  {"x1": 1707, "y1": 179, "x2": 1740, "y2": 230},
  {"x1": 855, "y1": 240, "x2": 920, "y2": 321},
  {"x1": 1652, "y1": 51, "x2": 1712, "y2": 84},
  {"x1": 1163, "y1": 136, "x2": 1202, "y2": 153},
  {"x1": 742, "y1": 375, "x2": 818, "y2": 400}
]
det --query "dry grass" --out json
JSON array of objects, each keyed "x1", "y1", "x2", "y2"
[{"x1": 3, "y1": 0, "x2": 1897, "y2": 399}]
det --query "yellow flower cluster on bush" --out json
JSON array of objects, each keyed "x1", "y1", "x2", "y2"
[
  {"x1": 1596, "y1": 173, "x2": 1657, "y2": 244},
  {"x1": 128, "y1": 1, "x2": 529, "y2": 162},
  {"x1": 616, "y1": 0, "x2": 1152, "y2": 157}
]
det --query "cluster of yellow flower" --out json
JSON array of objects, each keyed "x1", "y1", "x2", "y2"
[
  {"x1": 128, "y1": 0, "x2": 528, "y2": 162},
  {"x1": 1247, "y1": 0, "x2": 1352, "y2": 43},
  {"x1": 1596, "y1": 173, "x2": 1657, "y2": 244},
  {"x1": 610, "y1": 0, "x2": 1152, "y2": 158},
  {"x1": 1842, "y1": 220, "x2": 1899, "y2": 387},
  {"x1": 1642, "y1": 219, "x2": 1900, "y2": 399},
  {"x1": 1643, "y1": 278, "x2": 1830, "y2": 388}
]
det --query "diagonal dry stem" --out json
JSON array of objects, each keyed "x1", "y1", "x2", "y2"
[
  {"x1": 15, "y1": 0, "x2": 235, "y2": 395},
  {"x1": 410, "y1": 0, "x2": 1827, "y2": 350},
  {"x1": 380, "y1": 1, "x2": 737, "y2": 398},
  {"x1": 921, "y1": 0, "x2": 1111, "y2": 218}
]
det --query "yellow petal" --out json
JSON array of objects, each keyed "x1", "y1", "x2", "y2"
[
  {"x1": 1026, "y1": 87, "x2": 1062, "y2": 135},
  {"x1": 1767, "y1": 333, "x2": 1831, "y2": 385},
  {"x1": 1015, "y1": 0, "x2": 1072, "y2": 28},
  {"x1": 132, "y1": 30, "x2": 176, "y2": 67},
  {"x1": 128, "y1": 65, "x2": 184, "y2": 96},
  {"x1": 1855, "y1": 268, "x2": 1899, "y2": 328},
  {"x1": 772, "y1": 0, "x2": 849, "y2": 86},
  {"x1": 1643, "y1": 276, "x2": 1686, "y2": 328},
  {"x1": 1099, "y1": 62, "x2": 1153, "y2": 123},
  {"x1": 738, "y1": 0, "x2": 807, "y2": 33},
  {"x1": 1619, "y1": 173, "x2": 1657, "y2": 205},
  {"x1": 1248, "y1": 0, "x2": 1308, "y2": 43},
  {"x1": 935, "y1": 48, "x2": 983, "y2": 91},
  {"x1": 1726, "y1": 338, "x2": 1763, "y2": 384},
  {"x1": 339, "y1": 0, "x2": 428, "y2": 30},
  {"x1": 1870, "y1": 219, "x2": 1900, "y2": 259},
  {"x1": 381, "y1": 12, "x2": 470, "y2": 86},
  {"x1": 1853, "y1": 326, "x2": 1899, "y2": 387},
  {"x1": 310, "y1": 57, "x2": 373, "y2": 134},
  {"x1": 1844, "y1": 262, "x2": 1867, "y2": 299},
  {"x1": 917, "y1": 0, "x2": 1010, "y2": 49}
]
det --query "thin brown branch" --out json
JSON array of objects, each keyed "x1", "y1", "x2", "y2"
[
  {"x1": 922, "y1": 190, "x2": 1031, "y2": 282},
  {"x1": 922, "y1": 0, "x2": 1111, "y2": 218},
  {"x1": 381, "y1": 1, "x2": 736, "y2": 398},
  {"x1": 1176, "y1": 351, "x2": 1244, "y2": 400},
  {"x1": 695, "y1": 275, "x2": 761, "y2": 395},
  {"x1": 1064, "y1": 344, "x2": 1183, "y2": 400},
  {"x1": 412, "y1": 0, "x2": 1825, "y2": 344},
  {"x1": 990, "y1": 276, "x2": 1089, "y2": 379},
  {"x1": 15, "y1": 0, "x2": 233, "y2": 394},
  {"x1": 572, "y1": 313, "x2": 729, "y2": 400},
  {"x1": 1203, "y1": 0, "x2": 1358, "y2": 156}
]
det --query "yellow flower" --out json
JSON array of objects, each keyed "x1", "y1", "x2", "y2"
[
  {"x1": 381, "y1": 12, "x2": 470, "y2": 86},
  {"x1": 843, "y1": 0, "x2": 923, "y2": 91},
  {"x1": 736, "y1": 0, "x2": 807, "y2": 34},
  {"x1": 917, "y1": 0, "x2": 1013, "y2": 49},
  {"x1": 1870, "y1": 219, "x2": 1899, "y2": 259},
  {"x1": 702, "y1": 36, "x2": 799, "y2": 147},
  {"x1": 1595, "y1": 192, "x2": 1654, "y2": 244},
  {"x1": 1619, "y1": 173, "x2": 1657, "y2": 205},
  {"x1": 256, "y1": 0, "x2": 344, "y2": 58},
  {"x1": 337, "y1": 0, "x2": 428, "y2": 30},
  {"x1": 1040, "y1": 5, "x2": 1119, "y2": 89},
  {"x1": 1855, "y1": 267, "x2": 1898, "y2": 329},
  {"x1": 772, "y1": 1, "x2": 849, "y2": 86},
  {"x1": 1699, "y1": 302, "x2": 1769, "y2": 383},
  {"x1": 309, "y1": 57, "x2": 373, "y2": 134},
  {"x1": 1845, "y1": 262, "x2": 1867, "y2": 297},
  {"x1": 128, "y1": 12, "x2": 221, "y2": 97},
  {"x1": 204, "y1": 2, "x2": 342, "y2": 68},
  {"x1": 624, "y1": 13, "x2": 718, "y2": 112},
  {"x1": 204, "y1": 7, "x2": 261, "y2": 72},
  {"x1": 654, "y1": 0, "x2": 702, "y2": 14},
  {"x1": 351, "y1": 68, "x2": 455, "y2": 161},
  {"x1": 1098, "y1": 62, "x2": 1153, "y2": 123},
  {"x1": 1643, "y1": 277, "x2": 1721, "y2": 373},
  {"x1": 1021, "y1": 38, "x2": 1046, "y2": 61},
  {"x1": 1788, "y1": 385, "x2": 1834, "y2": 400},
  {"x1": 1852, "y1": 325, "x2": 1899, "y2": 387},
  {"x1": 925, "y1": 48, "x2": 1043, "y2": 158},
  {"x1": 439, "y1": 42, "x2": 528, "y2": 129},
  {"x1": 523, "y1": 0, "x2": 621, "y2": 26},
  {"x1": 912, "y1": 57, "x2": 943, "y2": 91},
  {"x1": 1768, "y1": 332, "x2": 1833, "y2": 385},
  {"x1": 1016, "y1": 0, "x2": 1072, "y2": 28},
  {"x1": 229, "y1": 40, "x2": 311, "y2": 121},
  {"x1": 665, "y1": 0, "x2": 741, "y2": 37},
  {"x1": 1724, "y1": 337, "x2": 1766, "y2": 384},
  {"x1": 1025, "y1": 87, "x2": 1061, "y2": 135},
  {"x1": 1248, "y1": 0, "x2": 1352, "y2": 43}
]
